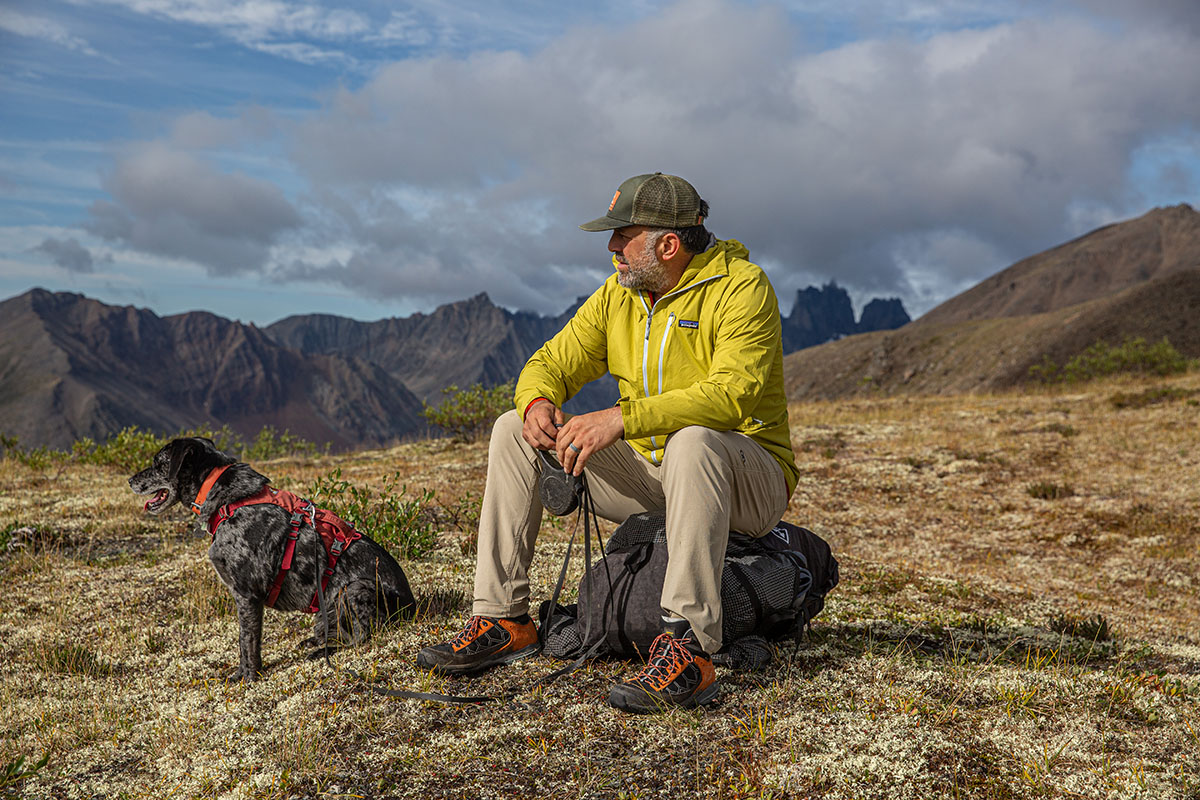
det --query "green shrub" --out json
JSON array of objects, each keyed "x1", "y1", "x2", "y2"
[
  {"x1": 5, "y1": 424, "x2": 326, "y2": 471},
  {"x1": 422, "y1": 380, "x2": 515, "y2": 443},
  {"x1": 73, "y1": 426, "x2": 170, "y2": 472},
  {"x1": 304, "y1": 468, "x2": 437, "y2": 559},
  {"x1": 11, "y1": 445, "x2": 60, "y2": 470},
  {"x1": 1030, "y1": 336, "x2": 1195, "y2": 384},
  {"x1": 242, "y1": 425, "x2": 325, "y2": 461},
  {"x1": 1, "y1": 752, "x2": 50, "y2": 799}
]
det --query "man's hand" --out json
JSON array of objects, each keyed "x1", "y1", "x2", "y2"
[
  {"x1": 556, "y1": 406, "x2": 624, "y2": 476},
  {"x1": 522, "y1": 399, "x2": 566, "y2": 451}
]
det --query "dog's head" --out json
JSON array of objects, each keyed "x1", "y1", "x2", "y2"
[{"x1": 128, "y1": 437, "x2": 236, "y2": 514}]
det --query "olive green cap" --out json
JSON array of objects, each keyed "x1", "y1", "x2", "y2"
[{"x1": 579, "y1": 172, "x2": 705, "y2": 231}]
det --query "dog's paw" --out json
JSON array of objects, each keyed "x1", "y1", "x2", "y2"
[
  {"x1": 298, "y1": 635, "x2": 323, "y2": 650},
  {"x1": 224, "y1": 666, "x2": 260, "y2": 684}
]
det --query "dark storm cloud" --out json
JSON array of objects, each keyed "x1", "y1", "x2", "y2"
[
  {"x1": 1073, "y1": 0, "x2": 1200, "y2": 34},
  {"x1": 34, "y1": 236, "x2": 95, "y2": 273},
  {"x1": 93, "y1": 0, "x2": 1200, "y2": 317},
  {"x1": 84, "y1": 143, "x2": 301, "y2": 275},
  {"x1": 284, "y1": 0, "x2": 1200, "y2": 314}
]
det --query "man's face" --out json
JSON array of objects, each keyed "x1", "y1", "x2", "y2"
[{"x1": 609, "y1": 226, "x2": 668, "y2": 292}]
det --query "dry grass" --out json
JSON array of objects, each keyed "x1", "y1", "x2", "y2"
[{"x1": 2, "y1": 373, "x2": 1199, "y2": 799}]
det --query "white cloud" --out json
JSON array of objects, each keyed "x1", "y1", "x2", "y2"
[
  {"x1": 0, "y1": 8, "x2": 101, "y2": 56},
  {"x1": 80, "y1": 0, "x2": 1200, "y2": 317},
  {"x1": 89, "y1": 0, "x2": 371, "y2": 42}
]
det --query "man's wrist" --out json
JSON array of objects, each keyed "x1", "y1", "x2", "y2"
[{"x1": 524, "y1": 397, "x2": 550, "y2": 419}]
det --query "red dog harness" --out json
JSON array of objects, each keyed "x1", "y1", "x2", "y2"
[{"x1": 192, "y1": 465, "x2": 362, "y2": 612}]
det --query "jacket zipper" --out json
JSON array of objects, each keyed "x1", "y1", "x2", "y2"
[
  {"x1": 638, "y1": 276, "x2": 723, "y2": 464},
  {"x1": 648, "y1": 312, "x2": 676, "y2": 463},
  {"x1": 657, "y1": 312, "x2": 676, "y2": 397}
]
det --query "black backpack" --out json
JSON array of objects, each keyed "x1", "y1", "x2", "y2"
[{"x1": 539, "y1": 513, "x2": 839, "y2": 670}]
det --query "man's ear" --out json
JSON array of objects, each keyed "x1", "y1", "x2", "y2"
[{"x1": 658, "y1": 231, "x2": 683, "y2": 261}]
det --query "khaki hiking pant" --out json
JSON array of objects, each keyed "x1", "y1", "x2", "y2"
[{"x1": 472, "y1": 409, "x2": 790, "y2": 654}]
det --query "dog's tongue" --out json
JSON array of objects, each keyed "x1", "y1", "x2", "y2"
[{"x1": 144, "y1": 489, "x2": 168, "y2": 511}]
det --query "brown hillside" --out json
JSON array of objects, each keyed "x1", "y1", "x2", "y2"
[
  {"x1": 918, "y1": 204, "x2": 1200, "y2": 326},
  {"x1": 0, "y1": 290, "x2": 427, "y2": 450},
  {"x1": 785, "y1": 268, "x2": 1200, "y2": 400}
]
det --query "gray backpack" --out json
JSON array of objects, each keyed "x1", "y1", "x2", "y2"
[{"x1": 539, "y1": 513, "x2": 839, "y2": 670}]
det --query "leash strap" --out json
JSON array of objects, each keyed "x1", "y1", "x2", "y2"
[
  {"x1": 360, "y1": 463, "x2": 612, "y2": 705},
  {"x1": 353, "y1": 677, "x2": 497, "y2": 705},
  {"x1": 527, "y1": 477, "x2": 615, "y2": 690}
]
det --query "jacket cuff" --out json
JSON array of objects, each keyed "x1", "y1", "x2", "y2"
[{"x1": 523, "y1": 397, "x2": 549, "y2": 420}]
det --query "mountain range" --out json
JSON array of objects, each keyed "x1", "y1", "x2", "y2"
[
  {"x1": 9, "y1": 202, "x2": 1195, "y2": 454},
  {"x1": 0, "y1": 276, "x2": 907, "y2": 451},
  {"x1": 784, "y1": 204, "x2": 1200, "y2": 399},
  {"x1": 0, "y1": 290, "x2": 427, "y2": 452}
]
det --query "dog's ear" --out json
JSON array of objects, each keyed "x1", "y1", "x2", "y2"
[{"x1": 166, "y1": 439, "x2": 195, "y2": 484}]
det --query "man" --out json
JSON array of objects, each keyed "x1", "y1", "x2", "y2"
[{"x1": 417, "y1": 173, "x2": 799, "y2": 713}]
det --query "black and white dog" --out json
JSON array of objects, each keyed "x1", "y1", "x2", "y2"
[{"x1": 130, "y1": 437, "x2": 416, "y2": 682}]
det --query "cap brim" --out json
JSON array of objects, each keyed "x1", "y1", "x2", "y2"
[{"x1": 579, "y1": 214, "x2": 629, "y2": 232}]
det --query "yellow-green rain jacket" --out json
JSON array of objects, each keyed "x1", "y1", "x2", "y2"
[{"x1": 515, "y1": 239, "x2": 799, "y2": 495}]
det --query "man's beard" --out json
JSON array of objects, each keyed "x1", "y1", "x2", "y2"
[{"x1": 617, "y1": 234, "x2": 669, "y2": 292}]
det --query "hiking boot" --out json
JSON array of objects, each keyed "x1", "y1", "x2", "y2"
[
  {"x1": 607, "y1": 629, "x2": 718, "y2": 714},
  {"x1": 415, "y1": 614, "x2": 540, "y2": 676}
]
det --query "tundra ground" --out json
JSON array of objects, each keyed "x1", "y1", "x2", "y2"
[{"x1": 2, "y1": 373, "x2": 1198, "y2": 799}]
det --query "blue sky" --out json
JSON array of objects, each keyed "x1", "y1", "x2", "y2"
[{"x1": 2, "y1": 0, "x2": 1198, "y2": 326}]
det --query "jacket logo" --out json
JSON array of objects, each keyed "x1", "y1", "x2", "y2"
[{"x1": 678, "y1": 319, "x2": 699, "y2": 329}]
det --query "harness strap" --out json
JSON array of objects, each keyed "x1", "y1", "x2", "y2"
[
  {"x1": 207, "y1": 486, "x2": 275, "y2": 538},
  {"x1": 207, "y1": 490, "x2": 356, "y2": 613},
  {"x1": 265, "y1": 510, "x2": 306, "y2": 609},
  {"x1": 191, "y1": 464, "x2": 233, "y2": 514},
  {"x1": 305, "y1": 508, "x2": 358, "y2": 613}
]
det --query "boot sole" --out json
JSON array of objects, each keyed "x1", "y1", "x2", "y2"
[
  {"x1": 538, "y1": 451, "x2": 581, "y2": 516},
  {"x1": 607, "y1": 681, "x2": 720, "y2": 714},
  {"x1": 417, "y1": 641, "x2": 541, "y2": 677}
]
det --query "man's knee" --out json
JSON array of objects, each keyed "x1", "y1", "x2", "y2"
[
  {"x1": 661, "y1": 426, "x2": 733, "y2": 478},
  {"x1": 493, "y1": 408, "x2": 524, "y2": 438},
  {"x1": 663, "y1": 426, "x2": 727, "y2": 462}
]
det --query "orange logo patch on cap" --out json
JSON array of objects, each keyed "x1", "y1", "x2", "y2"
[{"x1": 608, "y1": 190, "x2": 621, "y2": 211}]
